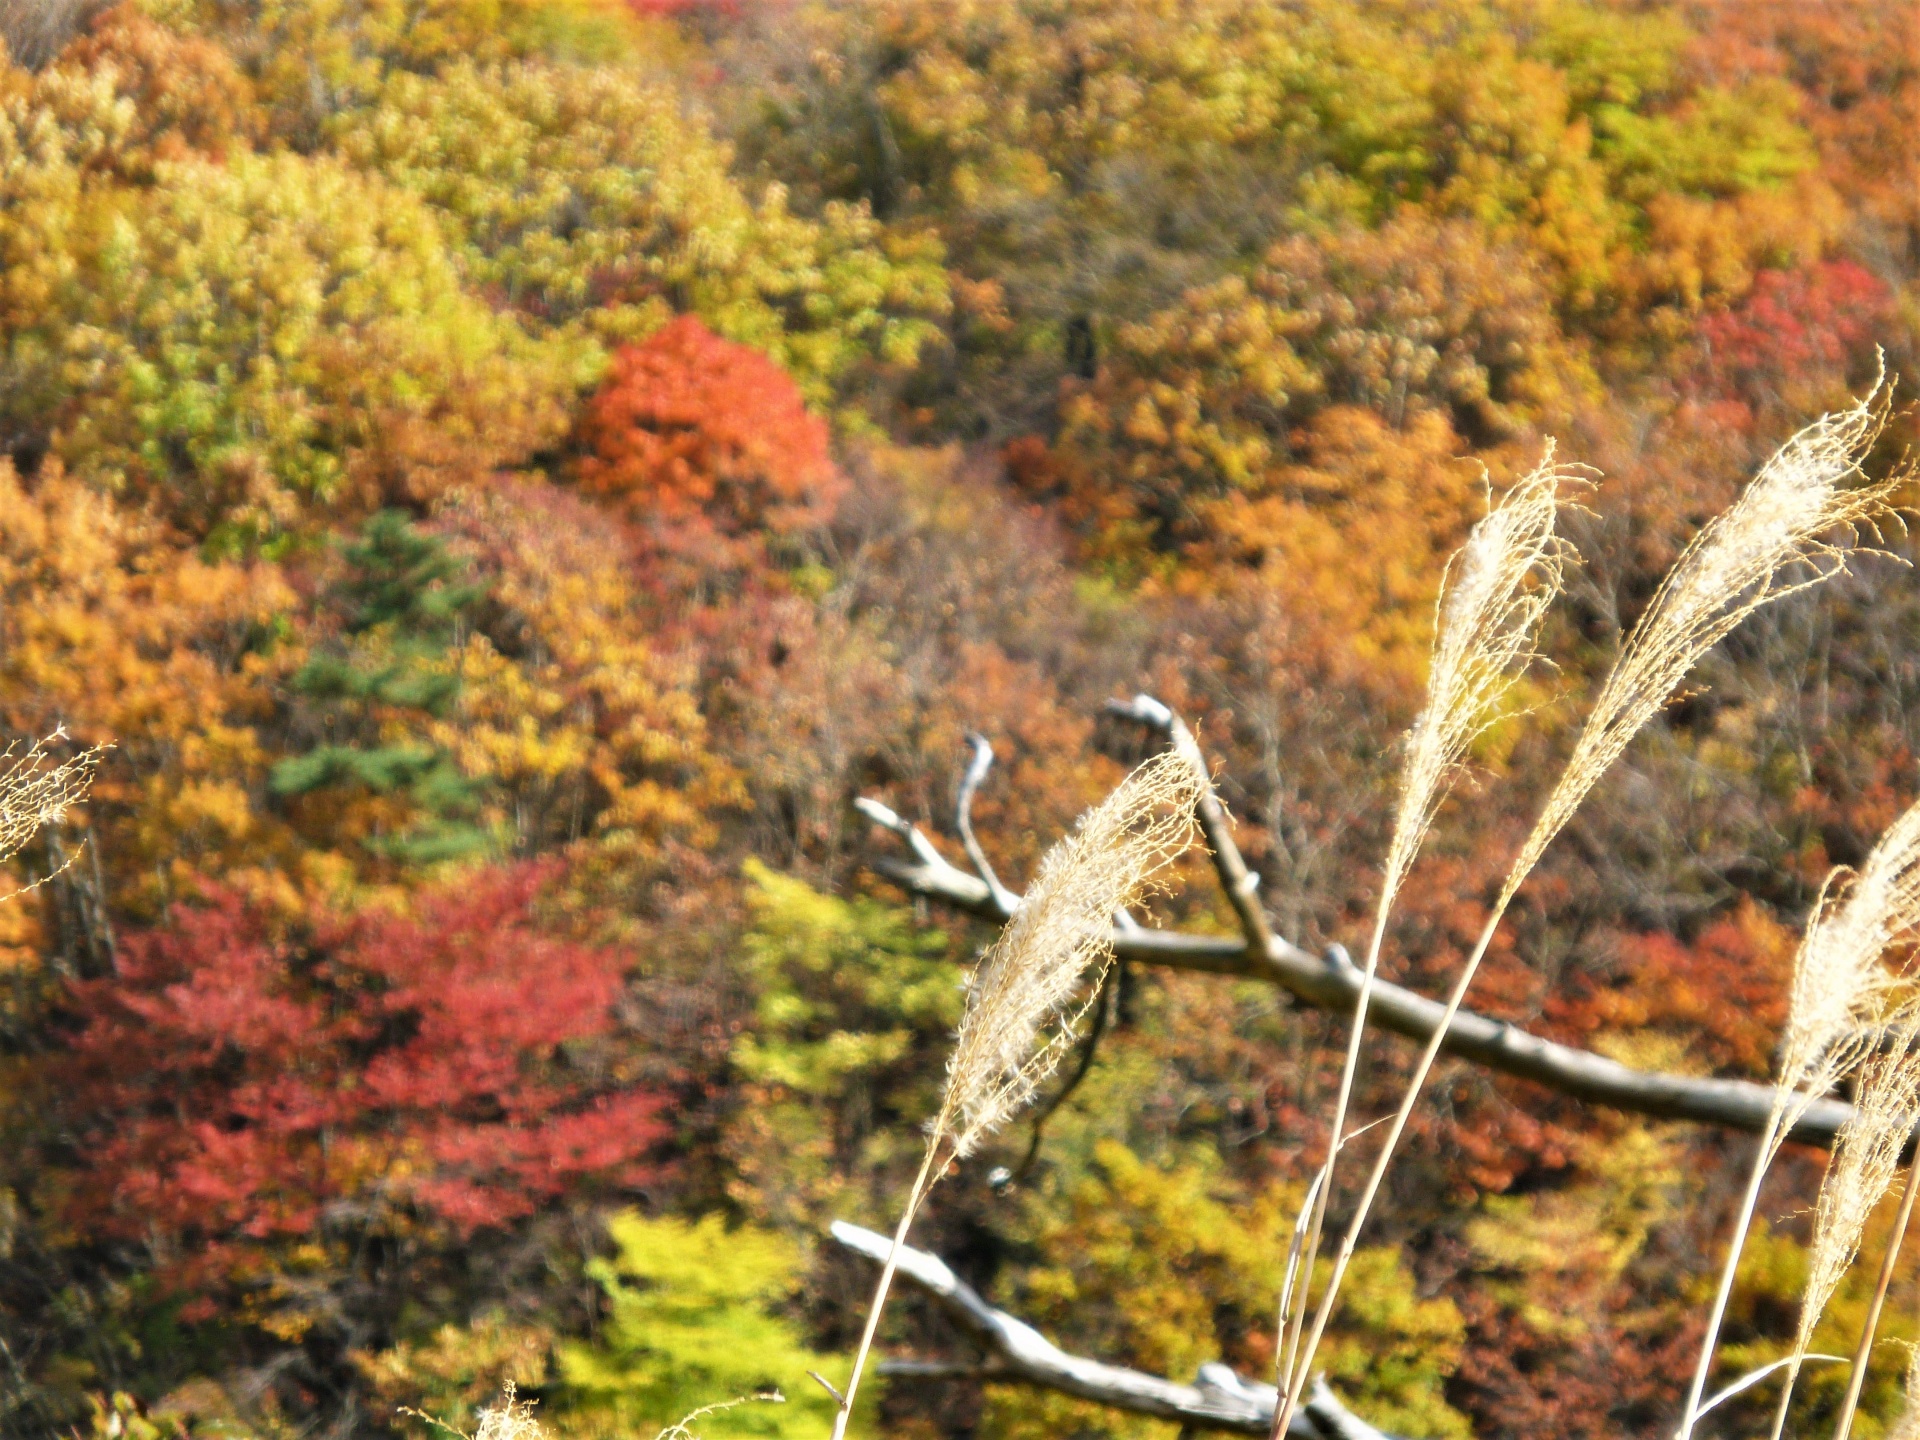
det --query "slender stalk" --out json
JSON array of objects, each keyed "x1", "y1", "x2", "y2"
[
  {"x1": 1272, "y1": 455, "x2": 1576, "y2": 1428},
  {"x1": 830, "y1": 1146, "x2": 942, "y2": 1440},
  {"x1": 1275, "y1": 905, "x2": 1502, "y2": 1432},
  {"x1": 1832, "y1": 1147, "x2": 1920, "y2": 1440},
  {"x1": 1675, "y1": 1120, "x2": 1783, "y2": 1439},
  {"x1": 1274, "y1": 886, "x2": 1393, "y2": 1428}
]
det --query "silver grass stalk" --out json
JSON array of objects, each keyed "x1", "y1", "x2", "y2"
[
  {"x1": 1277, "y1": 387, "x2": 1902, "y2": 1440},
  {"x1": 1773, "y1": 1021, "x2": 1920, "y2": 1440},
  {"x1": 1688, "y1": 788, "x2": 1920, "y2": 1440},
  {"x1": 1833, "y1": 1111, "x2": 1920, "y2": 1440},
  {"x1": 1280, "y1": 450, "x2": 1578, "y2": 1388},
  {"x1": 402, "y1": 1382, "x2": 547, "y2": 1440},
  {"x1": 830, "y1": 750, "x2": 1203, "y2": 1438},
  {"x1": 475, "y1": 1385, "x2": 544, "y2": 1440}
]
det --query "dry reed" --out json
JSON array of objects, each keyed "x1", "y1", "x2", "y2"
[
  {"x1": 830, "y1": 750, "x2": 1204, "y2": 1439},
  {"x1": 0, "y1": 730, "x2": 102, "y2": 874},
  {"x1": 1833, "y1": 1125, "x2": 1920, "y2": 1440},
  {"x1": 474, "y1": 1386, "x2": 545, "y2": 1440},
  {"x1": 1772, "y1": 1022, "x2": 1920, "y2": 1437},
  {"x1": 1280, "y1": 450, "x2": 1578, "y2": 1386},
  {"x1": 1275, "y1": 386, "x2": 1903, "y2": 1440},
  {"x1": 654, "y1": 1391, "x2": 785, "y2": 1440},
  {"x1": 403, "y1": 1383, "x2": 545, "y2": 1440},
  {"x1": 1684, "y1": 786, "x2": 1920, "y2": 1440}
]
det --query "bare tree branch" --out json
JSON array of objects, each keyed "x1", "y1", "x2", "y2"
[
  {"x1": 1107, "y1": 694, "x2": 1276, "y2": 957},
  {"x1": 828, "y1": 1220, "x2": 1402, "y2": 1439},
  {"x1": 956, "y1": 733, "x2": 1020, "y2": 913},
  {"x1": 855, "y1": 708, "x2": 1860, "y2": 1150}
]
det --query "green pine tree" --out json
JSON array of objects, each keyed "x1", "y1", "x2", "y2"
[{"x1": 271, "y1": 511, "x2": 492, "y2": 865}]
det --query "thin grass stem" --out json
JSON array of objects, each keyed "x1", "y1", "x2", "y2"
[
  {"x1": 830, "y1": 1146, "x2": 942, "y2": 1440},
  {"x1": 1833, "y1": 1150, "x2": 1920, "y2": 1440},
  {"x1": 1682, "y1": 1120, "x2": 1785, "y2": 1437}
]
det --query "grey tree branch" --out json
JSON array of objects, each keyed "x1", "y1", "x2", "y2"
[
  {"x1": 1107, "y1": 694, "x2": 1276, "y2": 957},
  {"x1": 956, "y1": 733, "x2": 1020, "y2": 914},
  {"x1": 828, "y1": 1220, "x2": 1401, "y2": 1439},
  {"x1": 854, "y1": 716, "x2": 1860, "y2": 1151}
]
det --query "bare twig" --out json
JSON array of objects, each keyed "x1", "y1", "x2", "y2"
[
  {"x1": 957, "y1": 733, "x2": 1019, "y2": 913},
  {"x1": 827, "y1": 1221, "x2": 1410, "y2": 1440}
]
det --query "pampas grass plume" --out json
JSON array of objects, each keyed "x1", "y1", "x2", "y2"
[
  {"x1": 474, "y1": 1386, "x2": 545, "y2": 1440},
  {"x1": 830, "y1": 748, "x2": 1204, "y2": 1438},
  {"x1": 1281, "y1": 447, "x2": 1578, "y2": 1386},
  {"x1": 936, "y1": 747, "x2": 1204, "y2": 1156},
  {"x1": 1521, "y1": 389, "x2": 1899, "y2": 896},
  {"x1": 1812, "y1": 1028, "x2": 1920, "y2": 1337},
  {"x1": 1385, "y1": 449, "x2": 1580, "y2": 903},
  {"x1": 1778, "y1": 801, "x2": 1920, "y2": 1146},
  {"x1": 1777, "y1": 1022, "x2": 1920, "y2": 1436},
  {"x1": 1889, "y1": 1348, "x2": 1920, "y2": 1440},
  {"x1": 1689, "y1": 787, "x2": 1920, "y2": 1440},
  {"x1": 1284, "y1": 385, "x2": 1904, "y2": 1440}
]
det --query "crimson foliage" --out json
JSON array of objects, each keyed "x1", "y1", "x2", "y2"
[
  {"x1": 53, "y1": 865, "x2": 669, "y2": 1296},
  {"x1": 1694, "y1": 260, "x2": 1891, "y2": 416}
]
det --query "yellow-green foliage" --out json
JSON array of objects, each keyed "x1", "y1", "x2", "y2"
[
  {"x1": 994, "y1": 1138, "x2": 1470, "y2": 1440},
  {"x1": 0, "y1": 1, "x2": 946, "y2": 551},
  {"x1": 330, "y1": 60, "x2": 948, "y2": 403},
  {"x1": 735, "y1": 860, "x2": 959, "y2": 1094},
  {"x1": 0, "y1": 72, "x2": 575, "y2": 542},
  {"x1": 92, "y1": 150, "x2": 572, "y2": 532},
  {"x1": 1469, "y1": 1125, "x2": 1689, "y2": 1343},
  {"x1": 152, "y1": 0, "x2": 648, "y2": 132},
  {"x1": 732, "y1": 0, "x2": 1831, "y2": 440},
  {"x1": 559, "y1": 1211, "x2": 850, "y2": 1439},
  {"x1": 727, "y1": 861, "x2": 959, "y2": 1228}
]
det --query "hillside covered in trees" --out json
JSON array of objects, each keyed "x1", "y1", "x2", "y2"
[{"x1": 1, "y1": 2, "x2": 1918, "y2": 1437}]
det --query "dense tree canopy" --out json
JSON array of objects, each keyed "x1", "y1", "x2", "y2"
[{"x1": 0, "y1": 2, "x2": 1916, "y2": 1438}]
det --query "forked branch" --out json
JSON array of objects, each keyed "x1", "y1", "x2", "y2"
[
  {"x1": 855, "y1": 707, "x2": 1862, "y2": 1150},
  {"x1": 827, "y1": 1221, "x2": 1407, "y2": 1440},
  {"x1": 956, "y1": 732, "x2": 1020, "y2": 914}
]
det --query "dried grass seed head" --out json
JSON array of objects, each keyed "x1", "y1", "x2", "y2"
[
  {"x1": 1795, "y1": 1021, "x2": 1920, "y2": 1364},
  {"x1": 0, "y1": 731, "x2": 103, "y2": 870},
  {"x1": 938, "y1": 748, "x2": 1203, "y2": 1157},
  {"x1": 1775, "y1": 795, "x2": 1920, "y2": 1142},
  {"x1": 1384, "y1": 447, "x2": 1581, "y2": 907},
  {"x1": 1510, "y1": 386, "x2": 1901, "y2": 898}
]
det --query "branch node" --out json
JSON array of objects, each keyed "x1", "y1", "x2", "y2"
[{"x1": 956, "y1": 733, "x2": 1020, "y2": 913}]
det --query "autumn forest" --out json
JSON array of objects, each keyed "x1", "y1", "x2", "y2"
[{"x1": 1, "y1": 1, "x2": 1919, "y2": 1438}]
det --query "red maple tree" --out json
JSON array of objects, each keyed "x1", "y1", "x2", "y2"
[{"x1": 53, "y1": 864, "x2": 670, "y2": 1293}]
